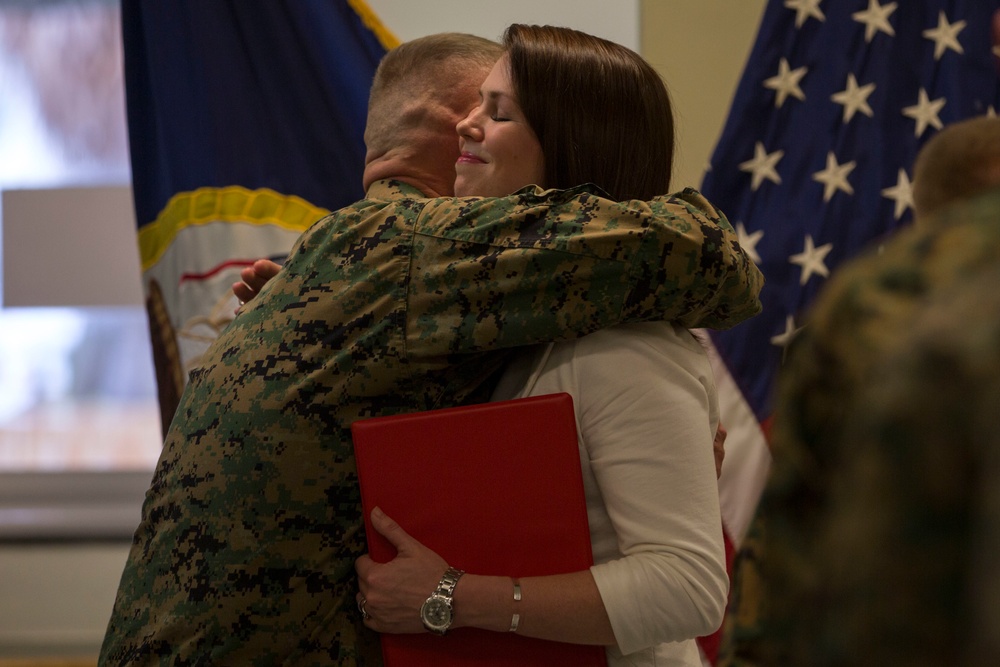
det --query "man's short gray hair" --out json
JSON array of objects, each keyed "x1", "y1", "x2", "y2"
[{"x1": 365, "y1": 33, "x2": 502, "y2": 154}]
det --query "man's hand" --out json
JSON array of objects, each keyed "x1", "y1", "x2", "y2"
[
  {"x1": 713, "y1": 424, "x2": 727, "y2": 479},
  {"x1": 233, "y1": 259, "x2": 282, "y2": 306}
]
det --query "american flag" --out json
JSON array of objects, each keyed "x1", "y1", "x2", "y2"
[{"x1": 695, "y1": 1, "x2": 1000, "y2": 663}]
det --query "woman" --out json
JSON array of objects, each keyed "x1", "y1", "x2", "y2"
[{"x1": 354, "y1": 25, "x2": 728, "y2": 667}]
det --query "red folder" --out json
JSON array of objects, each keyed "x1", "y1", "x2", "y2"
[{"x1": 351, "y1": 392, "x2": 607, "y2": 667}]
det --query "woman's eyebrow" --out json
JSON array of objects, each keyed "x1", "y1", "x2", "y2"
[{"x1": 481, "y1": 89, "x2": 508, "y2": 102}]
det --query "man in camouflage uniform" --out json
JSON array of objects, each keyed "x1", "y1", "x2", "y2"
[
  {"x1": 100, "y1": 34, "x2": 763, "y2": 665},
  {"x1": 749, "y1": 118, "x2": 1000, "y2": 665}
]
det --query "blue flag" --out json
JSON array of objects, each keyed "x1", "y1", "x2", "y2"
[
  {"x1": 122, "y1": 0, "x2": 396, "y2": 432},
  {"x1": 697, "y1": 2, "x2": 1000, "y2": 663}
]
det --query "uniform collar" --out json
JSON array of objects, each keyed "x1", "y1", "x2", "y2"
[{"x1": 366, "y1": 179, "x2": 433, "y2": 200}]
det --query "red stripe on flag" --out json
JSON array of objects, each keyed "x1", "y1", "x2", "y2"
[{"x1": 178, "y1": 259, "x2": 258, "y2": 284}]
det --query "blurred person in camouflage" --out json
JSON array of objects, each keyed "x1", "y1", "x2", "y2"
[
  {"x1": 99, "y1": 31, "x2": 763, "y2": 666},
  {"x1": 804, "y1": 261, "x2": 1000, "y2": 666},
  {"x1": 746, "y1": 116, "x2": 1000, "y2": 665}
]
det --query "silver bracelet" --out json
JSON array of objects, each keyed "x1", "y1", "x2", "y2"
[{"x1": 509, "y1": 579, "x2": 522, "y2": 632}]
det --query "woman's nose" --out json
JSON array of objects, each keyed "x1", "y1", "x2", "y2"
[{"x1": 456, "y1": 108, "x2": 484, "y2": 140}]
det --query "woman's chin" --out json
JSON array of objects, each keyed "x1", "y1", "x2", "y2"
[{"x1": 453, "y1": 177, "x2": 488, "y2": 198}]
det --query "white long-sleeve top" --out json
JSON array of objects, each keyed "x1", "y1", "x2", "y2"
[{"x1": 491, "y1": 321, "x2": 728, "y2": 667}]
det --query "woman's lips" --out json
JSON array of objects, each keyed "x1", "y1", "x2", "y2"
[{"x1": 457, "y1": 152, "x2": 485, "y2": 165}]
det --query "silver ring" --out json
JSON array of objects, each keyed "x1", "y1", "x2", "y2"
[{"x1": 358, "y1": 596, "x2": 371, "y2": 621}]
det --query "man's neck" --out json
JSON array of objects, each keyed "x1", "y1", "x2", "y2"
[{"x1": 362, "y1": 154, "x2": 453, "y2": 198}]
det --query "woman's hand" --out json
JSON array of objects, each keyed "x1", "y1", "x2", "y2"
[{"x1": 355, "y1": 507, "x2": 450, "y2": 633}]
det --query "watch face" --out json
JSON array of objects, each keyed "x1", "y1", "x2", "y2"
[{"x1": 421, "y1": 596, "x2": 452, "y2": 632}]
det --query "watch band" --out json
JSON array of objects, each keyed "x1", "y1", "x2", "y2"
[{"x1": 435, "y1": 566, "x2": 465, "y2": 597}]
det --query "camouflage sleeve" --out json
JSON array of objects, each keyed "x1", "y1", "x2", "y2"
[
  {"x1": 625, "y1": 188, "x2": 763, "y2": 329},
  {"x1": 407, "y1": 185, "x2": 763, "y2": 356}
]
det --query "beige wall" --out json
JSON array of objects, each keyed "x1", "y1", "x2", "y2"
[
  {"x1": 642, "y1": 1, "x2": 768, "y2": 191},
  {"x1": 366, "y1": 0, "x2": 639, "y2": 48}
]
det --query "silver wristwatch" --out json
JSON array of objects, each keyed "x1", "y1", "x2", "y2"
[{"x1": 419, "y1": 566, "x2": 465, "y2": 635}]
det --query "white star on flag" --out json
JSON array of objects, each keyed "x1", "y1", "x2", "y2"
[
  {"x1": 764, "y1": 58, "x2": 808, "y2": 108},
  {"x1": 769, "y1": 315, "x2": 804, "y2": 352},
  {"x1": 784, "y1": 0, "x2": 825, "y2": 29},
  {"x1": 738, "y1": 142, "x2": 784, "y2": 190},
  {"x1": 922, "y1": 10, "x2": 966, "y2": 60},
  {"x1": 789, "y1": 234, "x2": 833, "y2": 285},
  {"x1": 735, "y1": 222, "x2": 764, "y2": 265},
  {"x1": 880, "y1": 169, "x2": 914, "y2": 220},
  {"x1": 831, "y1": 73, "x2": 876, "y2": 123},
  {"x1": 812, "y1": 151, "x2": 856, "y2": 202},
  {"x1": 902, "y1": 88, "x2": 946, "y2": 137},
  {"x1": 852, "y1": 0, "x2": 897, "y2": 43}
]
